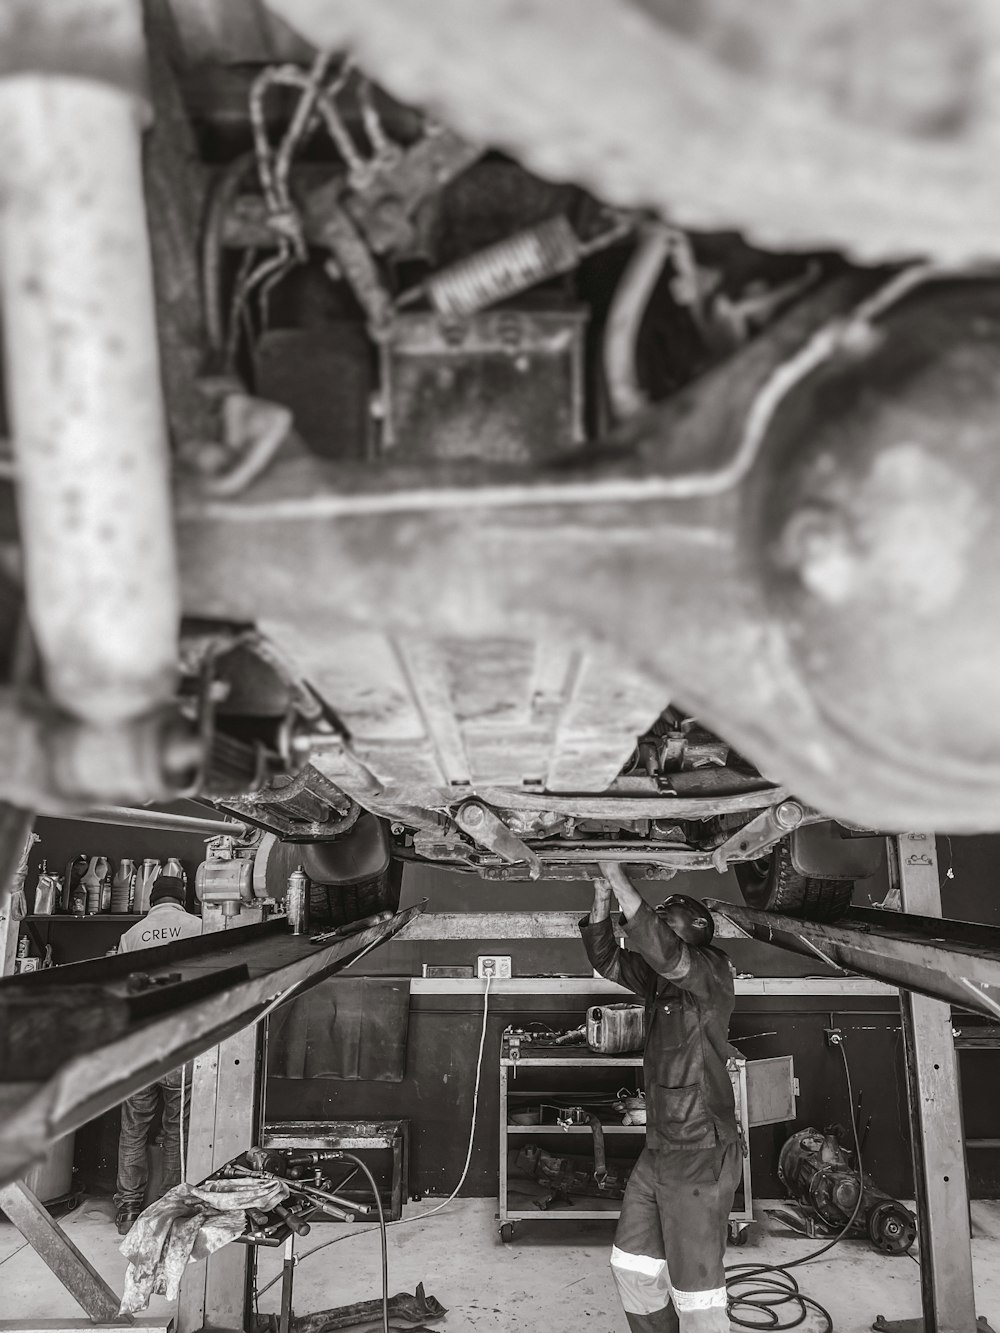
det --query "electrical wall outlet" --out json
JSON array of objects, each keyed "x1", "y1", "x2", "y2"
[
  {"x1": 477, "y1": 955, "x2": 512, "y2": 979},
  {"x1": 824, "y1": 1026, "x2": 844, "y2": 1047}
]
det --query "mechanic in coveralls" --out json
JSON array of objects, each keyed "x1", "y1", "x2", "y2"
[
  {"x1": 114, "y1": 876, "x2": 202, "y2": 1234},
  {"x1": 579, "y1": 862, "x2": 738, "y2": 1333}
]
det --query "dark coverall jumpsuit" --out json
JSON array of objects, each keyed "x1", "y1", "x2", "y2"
[{"x1": 580, "y1": 899, "x2": 740, "y2": 1333}]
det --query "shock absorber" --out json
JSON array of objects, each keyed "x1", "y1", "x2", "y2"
[{"x1": 0, "y1": 0, "x2": 179, "y2": 728}]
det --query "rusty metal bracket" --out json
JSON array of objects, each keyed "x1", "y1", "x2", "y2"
[
  {"x1": 315, "y1": 188, "x2": 395, "y2": 336},
  {"x1": 710, "y1": 799, "x2": 821, "y2": 872},
  {"x1": 0, "y1": 1180, "x2": 129, "y2": 1325},
  {"x1": 454, "y1": 801, "x2": 541, "y2": 879},
  {"x1": 343, "y1": 123, "x2": 482, "y2": 255},
  {"x1": 221, "y1": 129, "x2": 482, "y2": 260}
]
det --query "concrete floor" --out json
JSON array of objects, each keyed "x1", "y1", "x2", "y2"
[{"x1": 2, "y1": 1196, "x2": 1000, "y2": 1331}]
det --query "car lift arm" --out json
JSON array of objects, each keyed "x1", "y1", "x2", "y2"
[
  {"x1": 707, "y1": 900, "x2": 1000, "y2": 1020},
  {"x1": 0, "y1": 904, "x2": 422, "y2": 1188}
]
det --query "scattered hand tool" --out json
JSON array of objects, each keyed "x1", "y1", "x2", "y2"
[
  {"x1": 228, "y1": 1158, "x2": 363, "y2": 1221},
  {"x1": 221, "y1": 1164, "x2": 312, "y2": 1234},
  {"x1": 310, "y1": 910, "x2": 394, "y2": 945},
  {"x1": 289, "y1": 1282, "x2": 447, "y2": 1333}
]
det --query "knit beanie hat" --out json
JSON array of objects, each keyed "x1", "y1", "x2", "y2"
[{"x1": 150, "y1": 875, "x2": 185, "y2": 907}]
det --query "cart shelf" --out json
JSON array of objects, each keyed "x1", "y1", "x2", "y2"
[
  {"x1": 506, "y1": 1123, "x2": 646, "y2": 1134},
  {"x1": 498, "y1": 1036, "x2": 778, "y2": 1247}
]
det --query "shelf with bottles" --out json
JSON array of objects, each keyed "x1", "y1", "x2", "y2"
[{"x1": 41, "y1": 851, "x2": 192, "y2": 919}]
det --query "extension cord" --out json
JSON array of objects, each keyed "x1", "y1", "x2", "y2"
[{"x1": 255, "y1": 970, "x2": 493, "y2": 1302}]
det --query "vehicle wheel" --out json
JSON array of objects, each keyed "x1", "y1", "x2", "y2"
[
  {"x1": 728, "y1": 1222, "x2": 751, "y2": 1247},
  {"x1": 499, "y1": 1222, "x2": 517, "y2": 1244},
  {"x1": 309, "y1": 858, "x2": 403, "y2": 931},
  {"x1": 734, "y1": 841, "x2": 853, "y2": 922},
  {"x1": 261, "y1": 815, "x2": 403, "y2": 930}
]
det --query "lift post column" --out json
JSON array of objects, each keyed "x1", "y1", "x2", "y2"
[
  {"x1": 896, "y1": 833, "x2": 977, "y2": 1333},
  {"x1": 177, "y1": 905, "x2": 266, "y2": 1333}
]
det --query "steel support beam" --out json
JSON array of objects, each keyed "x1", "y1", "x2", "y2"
[
  {"x1": 0, "y1": 904, "x2": 422, "y2": 1186},
  {"x1": 894, "y1": 834, "x2": 979, "y2": 1333},
  {"x1": 0, "y1": 1181, "x2": 122, "y2": 1324},
  {"x1": 178, "y1": 906, "x2": 265, "y2": 1333},
  {"x1": 175, "y1": 1032, "x2": 260, "y2": 1333}
]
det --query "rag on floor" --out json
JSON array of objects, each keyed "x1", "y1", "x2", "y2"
[{"x1": 119, "y1": 1175, "x2": 289, "y2": 1314}]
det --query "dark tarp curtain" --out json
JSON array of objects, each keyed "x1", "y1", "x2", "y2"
[{"x1": 267, "y1": 976, "x2": 411, "y2": 1082}]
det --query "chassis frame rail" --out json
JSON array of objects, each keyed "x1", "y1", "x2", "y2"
[
  {"x1": 707, "y1": 900, "x2": 1000, "y2": 1019},
  {"x1": 0, "y1": 904, "x2": 422, "y2": 1187}
]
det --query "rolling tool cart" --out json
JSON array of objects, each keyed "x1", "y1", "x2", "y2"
[{"x1": 498, "y1": 1031, "x2": 796, "y2": 1244}]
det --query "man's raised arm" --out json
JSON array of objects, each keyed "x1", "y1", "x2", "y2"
[
  {"x1": 578, "y1": 876, "x2": 655, "y2": 996},
  {"x1": 599, "y1": 861, "x2": 697, "y2": 990}
]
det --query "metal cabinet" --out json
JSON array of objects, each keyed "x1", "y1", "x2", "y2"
[{"x1": 498, "y1": 1042, "x2": 796, "y2": 1244}]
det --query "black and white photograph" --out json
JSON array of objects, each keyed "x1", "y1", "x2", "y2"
[{"x1": 0, "y1": 4, "x2": 998, "y2": 1331}]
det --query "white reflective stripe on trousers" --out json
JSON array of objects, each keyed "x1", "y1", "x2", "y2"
[
  {"x1": 672, "y1": 1286, "x2": 727, "y2": 1311},
  {"x1": 610, "y1": 1246, "x2": 673, "y2": 1315},
  {"x1": 672, "y1": 1286, "x2": 730, "y2": 1333}
]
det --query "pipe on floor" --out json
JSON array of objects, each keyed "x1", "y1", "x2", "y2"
[{"x1": 0, "y1": 0, "x2": 179, "y2": 726}]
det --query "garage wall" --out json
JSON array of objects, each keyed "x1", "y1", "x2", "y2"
[{"x1": 267, "y1": 990, "x2": 909, "y2": 1200}]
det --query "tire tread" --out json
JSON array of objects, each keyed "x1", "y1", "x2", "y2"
[
  {"x1": 735, "y1": 841, "x2": 853, "y2": 922},
  {"x1": 308, "y1": 862, "x2": 403, "y2": 930}
]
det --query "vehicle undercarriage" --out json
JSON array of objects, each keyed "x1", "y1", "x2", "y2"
[{"x1": 1, "y1": 0, "x2": 999, "y2": 920}]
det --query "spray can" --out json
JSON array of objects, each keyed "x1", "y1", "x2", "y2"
[
  {"x1": 286, "y1": 866, "x2": 310, "y2": 935},
  {"x1": 14, "y1": 937, "x2": 38, "y2": 973}
]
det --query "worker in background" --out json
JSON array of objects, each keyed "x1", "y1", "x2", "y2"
[
  {"x1": 114, "y1": 875, "x2": 202, "y2": 1235},
  {"x1": 580, "y1": 862, "x2": 738, "y2": 1333}
]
